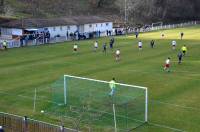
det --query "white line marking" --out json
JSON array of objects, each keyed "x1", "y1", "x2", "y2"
[
  {"x1": 151, "y1": 100, "x2": 200, "y2": 111},
  {"x1": 149, "y1": 122, "x2": 186, "y2": 132}
]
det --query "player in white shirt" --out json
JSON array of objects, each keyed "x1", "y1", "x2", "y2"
[
  {"x1": 164, "y1": 57, "x2": 171, "y2": 72},
  {"x1": 138, "y1": 40, "x2": 143, "y2": 50},
  {"x1": 115, "y1": 49, "x2": 121, "y2": 61},
  {"x1": 73, "y1": 43, "x2": 78, "y2": 53},
  {"x1": 94, "y1": 41, "x2": 98, "y2": 52},
  {"x1": 172, "y1": 40, "x2": 176, "y2": 50}
]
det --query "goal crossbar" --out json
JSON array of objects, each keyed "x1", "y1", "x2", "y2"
[{"x1": 64, "y1": 75, "x2": 147, "y2": 90}]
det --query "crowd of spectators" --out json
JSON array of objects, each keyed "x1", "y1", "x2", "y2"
[{"x1": 20, "y1": 31, "x2": 51, "y2": 46}]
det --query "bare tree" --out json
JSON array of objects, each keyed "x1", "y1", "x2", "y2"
[{"x1": 0, "y1": 0, "x2": 4, "y2": 13}]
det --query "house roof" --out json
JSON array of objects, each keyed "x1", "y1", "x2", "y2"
[
  {"x1": 0, "y1": 17, "x2": 17, "y2": 25},
  {"x1": 0, "y1": 16, "x2": 111, "y2": 28},
  {"x1": 72, "y1": 16, "x2": 110, "y2": 25}
]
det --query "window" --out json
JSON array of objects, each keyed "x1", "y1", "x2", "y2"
[
  {"x1": 106, "y1": 23, "x2": 109, "y2": 26},
  {"x1": 53, "y1": 27, "x2": 56, "y2": 31},
  {"x1": 101, "y1": 24, "x2": 103, "y2": 27},
  {"x1": 60, "y1": 26, "x2": 63, "y2": 31},
  {"x1": 89, "y1": 24, "x2": 92, "y2": 28},
  {"x1": 67, "y1": 26, "x2": 70, "y2": 30},
  {"x1": 96, "y1": 24, "x2": 98, "y2": 27}
]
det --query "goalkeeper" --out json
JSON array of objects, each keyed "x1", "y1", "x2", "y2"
[{"x1": 109, "y1": 78, "x2": 116, "y2": 96}]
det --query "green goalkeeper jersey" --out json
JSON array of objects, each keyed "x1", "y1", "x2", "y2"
[{"x1": 109, "y1": 80, "x2": 116, "y2": 89}]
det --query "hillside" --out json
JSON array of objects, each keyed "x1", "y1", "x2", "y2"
[
  {"x1": 0, "y1": 0, "x2": 200, "y2": 24},
  {"x1": 0, "y1": 0, "x2": 120, "y2": 17}
]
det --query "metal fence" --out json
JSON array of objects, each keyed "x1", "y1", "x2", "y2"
[
  {"x1": 0, "y1": 112, "x2": 78, "y2": 132},
  {"x1": 149, "y1": 21, "x2": 197, "y2": 31}
]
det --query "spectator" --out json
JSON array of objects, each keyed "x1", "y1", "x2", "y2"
[
  {"x1": 0, "y1": 126, "x2": 4, "y2": 132},
  {"x1": 20, "y1": 36, "x2": 24, "y2": 47},
  {"x1": 115, "y1": 29, "x2": 117, "y2": 35},
  {"x1": 109, "y1": 30, "x2": 111, "y2": 36},
  {"x1": 98, "y1": 30, "x2": 101, "y2": 37},
  {"x1": 0, "y1": 42, "x2": 2, "y2": 49},
  {"x1": 60, "y1": 125, "x2": 64, "y2": 132},
  {"x1": 66, "y1": 31, "x2": 69, "y2": 38},
  {"x1": 23, "y1": 116, "x2": 28, "y2": 132},
  {"x1": 47, "y1": 31, "x2": 51, "y2": 43}
]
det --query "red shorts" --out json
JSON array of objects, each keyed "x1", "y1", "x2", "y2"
[{"x1": 165, "y1": 64, "x2": 170, "y2": 68}]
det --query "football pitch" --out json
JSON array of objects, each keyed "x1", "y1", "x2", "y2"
[{"x1": 0, "y1": 26, "x2": 200, "y2": 131}]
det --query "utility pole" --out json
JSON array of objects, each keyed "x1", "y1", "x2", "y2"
[
  {"x1": 125, "y1": 0, "x2": 127, "y2": 24},
  {"x1": 124, "y1": 0, "x2": 128, "y2": 35}
]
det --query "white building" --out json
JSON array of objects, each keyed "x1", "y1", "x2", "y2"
[{"x1": 0, "y1": 16, "x2": 113, "y2": 40}]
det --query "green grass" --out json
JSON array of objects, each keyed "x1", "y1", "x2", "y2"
[{"x1": 0, "y1": 26, "x2": 200, "y2": 131}]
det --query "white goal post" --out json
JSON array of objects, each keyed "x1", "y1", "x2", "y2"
[
  {"x1": 152, "y1": 22, "x2": 163, "y2": 27},
  {"x1": 151, "y1": 22, "x2": 163, "y2": 30},
  {"x1": 63, "y1": 74, "x2": 148, "y2": 123}
]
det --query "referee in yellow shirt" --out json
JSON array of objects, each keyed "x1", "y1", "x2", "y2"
[{"x1": 181, "y1": 45, "x2": 187, "y2": 56}]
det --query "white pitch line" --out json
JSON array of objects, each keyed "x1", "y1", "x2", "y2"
[
  {"x1": 151, "y1": 100, "x2": 200, "y2": 111},
  {"x1": 148, "y1": 122, "x2": 186, "y2": 132}
]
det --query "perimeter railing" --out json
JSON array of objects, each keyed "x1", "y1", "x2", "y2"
[{"x1": 0, "y1": 112, "x2": 78, "y2": 132}]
